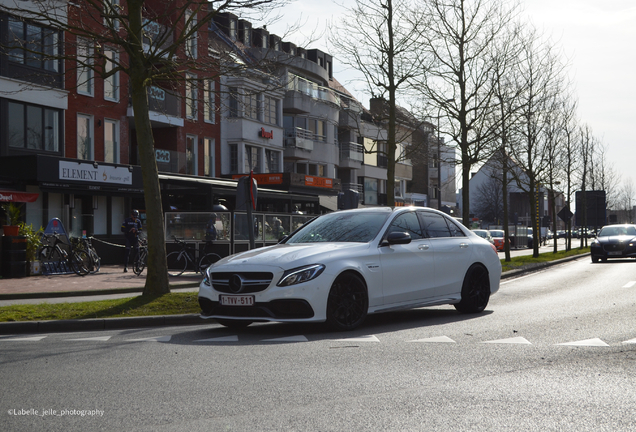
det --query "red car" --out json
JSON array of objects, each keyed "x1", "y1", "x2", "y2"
[{"x1": 489, "y1": 230, "x2": 507, "y2": 251}]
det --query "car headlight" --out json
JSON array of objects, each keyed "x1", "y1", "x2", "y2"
[
  {"x1": 590, "y1": 239, "x2": 599, "y2": 246},
  {"x1": 203, "y1": 267, "x2": 211, "y2": 286},
  {"x1": 277, "y1": 264, "x2": 325, "y2": 287}
]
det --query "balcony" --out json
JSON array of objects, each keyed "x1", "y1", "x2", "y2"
[
  {"x1": 284, "y1": 127, "x2": 313, "y2": 160},
  {"x1": 285, "y1": 74, "x2": 340, "y2": 113},
  {"x1": 128, "y1": 86, "x2": 183, "y2": 127},
  {"x1": 339, "y1": 142, "x2": 364, "y2": 169},
  {"x1": 341, "y1": 183, "x2": 363, "y2": 194}
]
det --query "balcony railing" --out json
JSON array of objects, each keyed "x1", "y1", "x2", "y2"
[
  {"x1": 342, "y1": 183, "x2": 363, "y2": 194},
  {"x1": 340, "y1": 142, "x2": 364, "y2": 162},
  {"x1": 287, "y1": 74, "x2": 340, "y2": 106}
]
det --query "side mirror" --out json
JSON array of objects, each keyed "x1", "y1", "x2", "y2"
[{"x1": 384, "y1": 231, "x2": 412, "y2": 246}]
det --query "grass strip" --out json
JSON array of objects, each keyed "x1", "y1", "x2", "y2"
[
  {"x1": 0, "y1": 292, "x2": 200, "y2": 323},
  {"x1": 500, "y1": 247, "x2": 590, "y2": 273},
  {"x1": 0, "y1": 248, "x2": 590, "y2": 323}
]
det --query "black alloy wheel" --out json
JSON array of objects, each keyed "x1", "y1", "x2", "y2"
[
  {"x1": 326, "y1": 272, "x2": 368, "y2": 331},
  {"x1": 454, "y1": 264, "x2": 490, "y2": 314}
]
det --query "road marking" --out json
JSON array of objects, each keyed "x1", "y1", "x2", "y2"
[
  {"x1": 408, "y1": 336, "x2": 456, "y2": 343},
  {"x1": 483, "y1": 336, "x2": 532, "y2": 345},
  {"x1": 195, "y1": 335, "x2": 239, "y2": 342},
  {"x1": 622, "y1": 281, "x2": 636, "y2": 288},
  {"x1": 125, "y1": 336, "x2": 172, "y2": 342},
  {"x1": 557, "y1": 338, "x2": 609, "y2": 347},
  {"x1": 622, "y1": 338, "x2": 636, "y2": 344},
  {"x1": 66, "y1": 336, "x2": 112, "y2": 342},
  {"x1": 334, "y1": 335, "x2": 380, "y2": 343},
  {"x1": 262, "y1": 335, "x2": 309, "y2": 343},
  {"x1": 0, "y1": 336, "x2": 47, "y2": 341}
]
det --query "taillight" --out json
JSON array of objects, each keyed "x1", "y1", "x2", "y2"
[{"x1": 490, "y1": 244, "x2": 498, "y2": 254}]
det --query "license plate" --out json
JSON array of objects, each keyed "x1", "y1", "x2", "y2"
[
  {"x1": 608, "y1": 251, "x2": 622, "y2": 256},
  {"x1": 220, "y1": 295, "x2": 254, "y2": 306}
]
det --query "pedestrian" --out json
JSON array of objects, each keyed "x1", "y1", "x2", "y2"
[
  {"x1": 121, "y1": 209, "x2": 142, "y2": 272},
  {"x1": 205, "y1": 213, "x2": 218, "y2": 241}
]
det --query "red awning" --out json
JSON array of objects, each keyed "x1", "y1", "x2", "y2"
[{"x1": 0, "y1": 190, "x2": 40, "y2": 203}]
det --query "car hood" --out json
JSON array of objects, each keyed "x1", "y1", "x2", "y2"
[
  {"x1": 597, "y1": 235, "x2": 636, "y2": 243},
  {"x1": 213, "y1": 242, "x2": 370, "y2": 270}
]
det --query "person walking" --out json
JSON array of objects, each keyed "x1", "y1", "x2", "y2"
[{"x1": 121, "y1": 209, "x2": 142, "y2": 272}]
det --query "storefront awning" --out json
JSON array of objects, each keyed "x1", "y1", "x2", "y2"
[{"x1": 0, "y1": 190, "x2": 39, "y2": 203}]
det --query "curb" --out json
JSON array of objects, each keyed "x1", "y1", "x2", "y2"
[
  {"x1": 0, "y1": 282, "x2": 200, "y2": 301},
  {"x1": 0, "y1": 253, "x2": 591, "y2": 335},
  {"x1": 0, "y1": 314, "x2": 205, "y2": 335}
]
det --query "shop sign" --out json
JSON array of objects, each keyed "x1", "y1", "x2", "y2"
[
  {"x1": 231, "y1": 173, "x2": 283, "y2": 185},
  {"x1": 304, "y1": 176, "x2": 333, "y2": 188},
  {"x1": 59, "y1": 161, "x2": 133, "y2": 185},
  {"x1": 156, "y1": 149, "x2": 171, "y2": 163},
  {"x1": 0, "y1": 190, "x2": 39, "y2": 202},
  {"x1": 259, "y1": 128, "x2": 274, "y2": 139}
]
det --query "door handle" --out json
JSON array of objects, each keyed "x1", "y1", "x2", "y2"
[
  {"x1": 459, "y1": 243, "x2": 469, "y2": 249},
  {"x1": 418, "y1": 244, "x2": 430, "y2": 250}
]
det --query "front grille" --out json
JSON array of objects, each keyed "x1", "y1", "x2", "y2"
[
  {"x1": 211, "y1": 272, "x2": 274, "y2": 293},
  {"x1": 199, "y1": 299, "x2": 314, "y2": 319},
  {"x1": 603, "y1": 243, "x2": 626, "y2": 252}
]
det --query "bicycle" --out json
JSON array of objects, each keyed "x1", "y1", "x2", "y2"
[
  {"x1": 39, "y1": 233, "x2": 93, "y2": 276},
  {"x1": 166, "y1": 236, "x2": 221, "y2": 277},
  {"x1": 133, "y1": 237, "x2": 148, "y2": 276},
  {"x1": 75, "y1": 236, "x2": 101, "y2": 274}
]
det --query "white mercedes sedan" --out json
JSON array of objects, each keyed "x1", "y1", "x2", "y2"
[{"x1": 199, "y1": 207, "x2": 502, "y2": 331}]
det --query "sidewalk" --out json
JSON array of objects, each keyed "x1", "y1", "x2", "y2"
[{"x1": 0, "y1": 265, "x2": 201, "y2": 300}]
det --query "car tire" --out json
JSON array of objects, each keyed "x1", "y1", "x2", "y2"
[
  {"x1": 454, "y1": 264, "x2": 490, "y2": 314},
  {"x1": 216, "y1": 319, "x2": 252, "y2": 328},
  {"x1": 326, "y1": 272, "x2": 368, "y2": 331}
]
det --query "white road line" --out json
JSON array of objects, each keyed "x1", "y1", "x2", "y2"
[
  {"x1": 622, "y1": 281, "x2": 636, "y2": 288},
  {"x1": 66, "y1": 336, "x2": 112, "y2": 342},
  {"x1": 483, "y1": 336, "x2": 532, "y2": 345},
  {"x1": 334, "y1": 335, "x2": 380, "y2": 343},
  {"x1": 262, "y1": 335, "x2": 309, "y2": 342},
  {"x1": 195, "y1": 335, "x2": 239, "y2": 342},
  {"x1": 125, "y1": 336, "x2": 172, "y2": 342},
  {"x1": 408, "y1": 336, "x2": 456, "y2": 343},
  {"x1": 0, "y1": 336, "x2": 47, "y2": 341},
  {"x1": 557, "y1": 338, "x2": 609, "y2": 347},
  {"x1": 622, "y1": 338, "x2": 636, "y2": 344}
]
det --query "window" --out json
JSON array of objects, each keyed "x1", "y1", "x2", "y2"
[
  {"x1": 104, "y1": 119, "x2": 119, "y2": 163},
  {"x1": 103, "y1": 0, "x2": 120, "y2": 30},
  {"x1": 77, "y1": 38, "x2": 94, "y2": 96},
  {"x1": 245, "y1": 145, "x2": 260, "y2": 173},
  {"x1": 204, "y1": 138, "x2": 214, "y2": 176},
  {"x1": 418, "y1": 212, "x2": 451, "y2": 238},
  {"x1": 185, "y1": 73, "x2": 197, "y2": 120},
  {"x1": 77, "y1": 114, "x2": 93, "y2": 160},
  {"x1": 364, "y1": 178, "x2": 378, "y2": 205},
  {"x1": 265, "y1": 149, "x2": 280, "y2": 173},
  {"x1": 204, "y1": 80, "x2": 215, "y2": 123},
  {"x1": 104, "y1": 48, "x2": 119, "y2": 102},
  {"x1": 229, "y1": 87, "x2": 239, "y2": 118},
  {"x1": 185, "y1": 10, "x2": 197, "y2": 58},
  {"x1": 8, "y1": 101, "x2": 60, "y2": 152},
  {"x1": 7, "y1": 17, "x2": 60, "y2": 73},
  {"x1": 185, "y1": 135, "x2": 196, "y2": 174},
  {"x1": 387, "y1": 212, "x2": 423, "y2": 240},
  {"x1": 263, "y1": 96, "x2": 278, "y2": 125},
  {"x1": 244, "y1": 91, "x2": 259, "y2": 119},
  {"x1": 229, "y1": 144, "x2": 238, "y2": 173}
]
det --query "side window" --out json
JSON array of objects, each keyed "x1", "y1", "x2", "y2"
[
  {"x1": 386, "y1": 212, "x2": 423, "y2": 240},
  {"x1": 418, "y1": 212, "x2": 451, "y2": 238},
  {"x1": 446, "y1": 218, "x2": 466, "y2": 237}
]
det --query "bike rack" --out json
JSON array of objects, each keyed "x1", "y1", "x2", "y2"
[{"x1": 41, "y1": 260, "x2": 74, "y2": 275}]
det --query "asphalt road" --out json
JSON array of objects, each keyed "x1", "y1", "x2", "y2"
[{"x1": 2, "y1": 255, "x2": 635, "y2": 432}]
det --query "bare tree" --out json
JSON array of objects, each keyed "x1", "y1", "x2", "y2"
[
  {"x1": 473, "y1": 170, "x2": 504, "y2": 224},
  {"x1": 411, "y1": 0, "x2": 520, "y2": 226},
  {"x1": 558, "y1": 95, "x2": 579, "y2": 251},
  {"x1": 330, "y1": 0, "x2": 423, "y2": 206},
  {"x1": 1, "y1": 0, "x2": 284, "y2": 295}
]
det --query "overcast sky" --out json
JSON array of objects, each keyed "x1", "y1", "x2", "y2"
[{"x1": 266, "y1": 0, "x2": 636, "y2": 197}]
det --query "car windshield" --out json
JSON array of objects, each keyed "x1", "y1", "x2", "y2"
[
  {"x1": 599, "y1": 226, "x2": 636, "y2": 237},
  {"x1": 285, "y1": 211, "x2": 390, "y2": 243},
  {"x1": 490, "y1": 230, "x2": 504, "y2": 237}
]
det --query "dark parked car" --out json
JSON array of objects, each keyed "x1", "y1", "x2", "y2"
[{"x1": 590, "y1": 224, "x2": 636, "y2": 263}]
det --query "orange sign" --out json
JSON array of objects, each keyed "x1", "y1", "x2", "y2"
[
  {"x1": 304, "y1": 176, "x2": 333, "y2": 188},
  {"x1": 232, "y1": 173, "x2": 283, "y2": 185}
]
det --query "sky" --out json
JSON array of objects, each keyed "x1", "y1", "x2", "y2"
[{"x1": 265, "y1": 0, "x2": 636, "y2": 198}]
